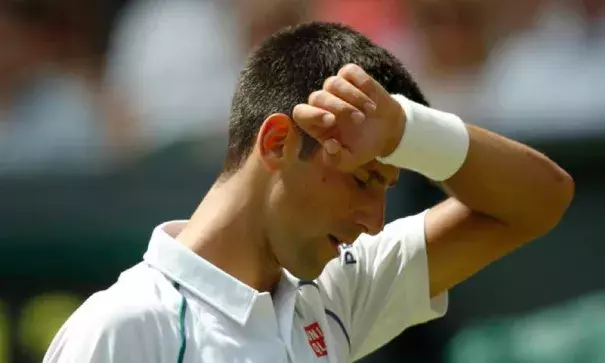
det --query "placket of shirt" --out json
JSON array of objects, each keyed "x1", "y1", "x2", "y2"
[
  {"x1": 298, "y1": 285, "x2": 340, "y2": 363},
  {"x1": 273, "y1": 280, "x2": 299, "y2": 361},
  {"x1": 248, "y1": 293, "x2": 286, "y2": 354}
]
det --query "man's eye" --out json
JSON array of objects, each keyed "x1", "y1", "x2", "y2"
[{"x1": 353, "y1": 176, "x2": 369, "y2": 189}]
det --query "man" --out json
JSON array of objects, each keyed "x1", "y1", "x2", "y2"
[{"x1": 43, "y1": 22, "x2": 574, "y2": 363}]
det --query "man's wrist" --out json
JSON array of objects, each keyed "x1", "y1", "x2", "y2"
[
  {"x1": 377, "y1": 94, "x2": 470, "y2": 182},
  {"x1": 381, "y1": 101, "x2": 406, "y2": 158}
]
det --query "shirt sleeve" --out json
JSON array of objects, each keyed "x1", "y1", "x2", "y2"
[
  {"x1": 317, "y1": 210, "x2": 448, "y2": 360},
  {"x1": 43, "y1": 294, "x2": 174, "y2": 363}
]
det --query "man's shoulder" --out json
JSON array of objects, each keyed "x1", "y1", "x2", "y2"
[
  {"x1": 44, "y1": 264, "x2": 184, "y2": 362},
  {"x1": 67, "y1": 263, "x2": 182, "y2": 334}
]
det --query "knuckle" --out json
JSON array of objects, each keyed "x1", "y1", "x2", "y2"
[
  {"x1": 308, "y1": 90, "x2": 324, "y2": 105},
  {"x1": 292, "y1": 104, "x2": 303, "y2": 117},
  {"x1": 323, "y1": 76, "x2": 340, "y2": 91},
  {"x1": 339, "y1": 101, "x2": 355, "y2": 115},
  {"x1": 340, "y1": 63, "x2": 360, "y2": 77},
  {"x1": 359, "y1": 77, "x2": 374, "y2": 91}
]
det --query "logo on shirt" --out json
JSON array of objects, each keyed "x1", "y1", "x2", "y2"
[
  {"x1": 340, "y1": 244, "x2": 357, "y2": 265},
  {"x1": 344, "y1": 251, "x2": 357, "y2": 265},
  {"x1": 304, "y1": 322, "x2": 328, "y2": 358}
]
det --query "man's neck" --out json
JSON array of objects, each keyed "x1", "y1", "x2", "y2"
[{"x1": 176, "y1": 168, "x2": 281, "y2": 293}]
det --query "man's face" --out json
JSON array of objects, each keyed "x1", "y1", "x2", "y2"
[{"x1": 261, "y1": 125, "x2": 399, "y2": 280}]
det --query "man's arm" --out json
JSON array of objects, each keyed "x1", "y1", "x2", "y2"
[
  {"x1": 425, "y1": 125, "x2": 574, "y2": 297},
  {"x1": 293, "y1": 63, "x2": 574, "y2": 299}
]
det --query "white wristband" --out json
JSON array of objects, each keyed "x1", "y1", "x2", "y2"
[{"x1": 377, "y1": 94, "x2": 470, "y2": 181}]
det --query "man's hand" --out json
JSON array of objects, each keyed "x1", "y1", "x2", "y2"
[
  {"x1": 292, "y1": 64, "x2": 406, "y2": 171},
  {"x1": 295, "y1": 63, "x2": 574, "y2": 300}
]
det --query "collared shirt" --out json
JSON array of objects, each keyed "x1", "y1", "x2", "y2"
[{"x1": 43, "y1": 211, "x2": 447, "y2": 363}]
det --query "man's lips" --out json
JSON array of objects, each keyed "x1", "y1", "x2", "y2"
[
  {"x1": 327, "y1": 234, "x2": 356, "y2": 246},
  {"x1": 327, "y1": 234, "x2": 341, "y2": 245}
]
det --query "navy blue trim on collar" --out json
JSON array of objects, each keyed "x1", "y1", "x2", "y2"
[
  {"x1": 325, "y1": 309, "x2": 351, "y2": 351},
  {"x1": 298, "y1": 281, "x2": 319, "y2": 290}
]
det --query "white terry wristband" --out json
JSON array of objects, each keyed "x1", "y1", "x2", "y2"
[{"x1": 377, "y1": 94, "x2": 470, "y2": 181}]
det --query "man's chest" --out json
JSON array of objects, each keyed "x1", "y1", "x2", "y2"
[{"x1": 181, "y1": 306, "x2": 350, "y2": 363}]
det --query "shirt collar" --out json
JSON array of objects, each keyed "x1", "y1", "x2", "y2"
[{"x1": 143, "y1": 220, "x2": 299, "y2": 326}]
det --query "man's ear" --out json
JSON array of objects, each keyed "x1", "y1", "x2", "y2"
[{"x1": 256, "y1": 113, "x2": 297, "y2": 172}]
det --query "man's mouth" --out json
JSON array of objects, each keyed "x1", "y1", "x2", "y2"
[{"x1": 327, "y1": 234, "x2": 342, "y2": 246}]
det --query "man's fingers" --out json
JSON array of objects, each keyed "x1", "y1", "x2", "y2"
[
  {"x1": 337, "y1": 64, "x2": 390, "y2": 103},
  {"x1": 292, "y1": 104, "x2": 335, "y2": 131},
  {"x1": 320, "y1": 139, "x2": 358, "y2": 172},
  {"x1": 308, "y1": 90, "x2": 366, "y2": 124},
  {"x1": 323, "y1": 76, "x2": 376, "y2": 115},
  {"x1": 292, "y1": 105, "x2": 359, "y2": 171}
]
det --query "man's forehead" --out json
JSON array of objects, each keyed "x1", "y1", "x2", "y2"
[{"x1": 308, "y1": 153, "x2": 399, "y2": 185}]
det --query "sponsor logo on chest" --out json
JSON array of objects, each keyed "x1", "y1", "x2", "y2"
[{"x1": 304, "y1": 322, "x2": 328, "y2": 358}]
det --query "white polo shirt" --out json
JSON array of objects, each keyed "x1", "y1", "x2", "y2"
[{"x1": 43, "y1": 211, "x2": 447, "y2": 363}]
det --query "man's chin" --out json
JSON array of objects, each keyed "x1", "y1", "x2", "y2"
[{"x1": 287, "y1": 261, "x2": 332, "y2": 282}]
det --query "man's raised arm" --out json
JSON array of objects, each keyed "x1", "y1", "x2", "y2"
[
  {"x1": 423, "y1": 124, "x2": 573, "y2": 297},
  {"x1": 293, "y1": 63, "x2": 574, "y2": 297}
]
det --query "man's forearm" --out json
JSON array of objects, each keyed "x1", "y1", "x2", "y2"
[
  {"x1": 380, "y1": 94, "x2": 574, "y2": 237},
  {"x1": 442, "y1": 124, "x2": 574, "y2": 236}
]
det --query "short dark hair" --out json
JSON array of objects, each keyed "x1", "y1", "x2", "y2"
[{"x1": 223, "y1": 21, "x2": 429, "y2": 175}]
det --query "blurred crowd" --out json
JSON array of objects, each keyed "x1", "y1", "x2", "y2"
[{"x1": 1, "y1": 0, "x2": 604, "y2": 176}]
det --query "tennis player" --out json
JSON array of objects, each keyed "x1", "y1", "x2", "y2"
[{"x1": 43, "y1": 22, "x2": 574, "y2": 363}]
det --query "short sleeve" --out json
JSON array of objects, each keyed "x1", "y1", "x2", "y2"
[
  {"x1": 43, "y1": 294, "x2": 175, "y2": 363},
  {"x1": 317, "y1": 210, "x2": 448, "y2": 360}
]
